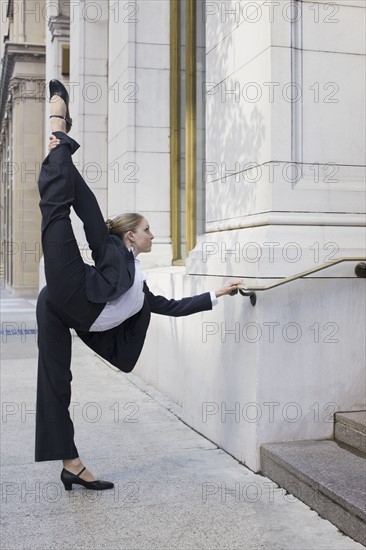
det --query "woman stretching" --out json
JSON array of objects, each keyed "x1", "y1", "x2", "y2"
[{"x1": 36, "y1": 79, "x2": 240, "y2": 491}]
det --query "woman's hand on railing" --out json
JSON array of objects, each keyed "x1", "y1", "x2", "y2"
[{"x1": 215, "y1": 280, "x2": 243, "y2": 298}]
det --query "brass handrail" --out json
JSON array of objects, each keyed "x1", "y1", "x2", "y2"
[{"x1": 238, "y1": 258, "x2": 366, "y2": 306}]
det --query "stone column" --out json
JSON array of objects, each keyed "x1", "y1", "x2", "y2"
[
  {"x1": 9, "y1": 71, "x2": 45, "y2": 294},
  {"x1": 69, "y1": 0, "x2": 108, "y2": 251},
  {"x1": 107, "y1": 0, "x2": 172, "y2": 268}
]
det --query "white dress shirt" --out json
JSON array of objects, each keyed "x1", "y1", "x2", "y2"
[
  {"x1": 89, "y1": 255, "x2": 218, "y2": 332},
  {"x1": 89, "y1": 258, "x2": 146, "y2": 332}
]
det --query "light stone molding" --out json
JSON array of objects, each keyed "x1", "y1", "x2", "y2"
[
  {"x1": 48, "y1": 15, "x2": 70, "y2": 41},
  {"x1": 206, "y1": 212, "x2": 366, "y2": 232},
  {"x1": 0, "y1": 42, "x2": 45, "y2": 129},
  {"x1": 9, "y1": 76, "x2": 46, "y2": 102}
]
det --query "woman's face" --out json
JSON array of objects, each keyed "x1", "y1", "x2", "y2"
[{"x1": 128, "y1": 218, "x2": 154, "y2": 254}]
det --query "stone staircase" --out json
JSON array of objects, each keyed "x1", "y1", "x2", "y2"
[{"x1": 261, "y1": 411, "x2": 366, "y2": 546}]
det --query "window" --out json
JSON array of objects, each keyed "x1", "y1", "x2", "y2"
[{"x1": 170, "y1": 0, "x2": 206, "y2": 262}]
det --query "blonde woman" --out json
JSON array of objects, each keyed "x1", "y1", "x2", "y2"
[{"x1": 36, "y1": 79, "x2": 240, "y2": 491}]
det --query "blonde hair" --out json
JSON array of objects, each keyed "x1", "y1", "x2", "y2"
[{"x1": 105, "y1": 213, "x2": 144, "y2": 241}]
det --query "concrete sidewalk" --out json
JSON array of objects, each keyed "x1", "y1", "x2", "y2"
[{"x1": 0, "y1": 290, "x2": 363, "y2": 549}]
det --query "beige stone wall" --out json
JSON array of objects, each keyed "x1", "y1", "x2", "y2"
[
  {"x1": 0, "y1": 1, "x2": 46, "y2": 49},
  {"x1": 0, "y1": 0, "x2": 46, "y2": 295},
  {"x1": 10, "y1": 75, "x2": 44, "y2": 294}
]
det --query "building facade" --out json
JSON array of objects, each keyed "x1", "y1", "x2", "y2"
[
  {"x1": 2, "y1": 0, "x2": 365, "y2": 471},
  {"x1": 0, "y1": 0, "x2": 46, "y2": 294}
]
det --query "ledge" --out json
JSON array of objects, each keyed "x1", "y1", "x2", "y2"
[{"x1": 0, "y1": 42, "x2": 45, "y2": 128}]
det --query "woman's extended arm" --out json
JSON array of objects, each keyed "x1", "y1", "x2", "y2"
[{"x1": 144, "y1": 280, "x2": 242, "y2": 317}]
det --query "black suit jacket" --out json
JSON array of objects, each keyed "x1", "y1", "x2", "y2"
[
  {"x1": 85, "y1": 234, "x2": 136, "y2": 303},
  {"x1": 77, "y1": 282, "x2": 213, "y2": 373}
]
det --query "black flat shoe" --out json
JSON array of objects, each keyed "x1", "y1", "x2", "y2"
[
  {"x1": 49, "y1": 79, "x2": 73, "y2": 133},
  {"x1": 61, "y1": 466, "x2": 114, "y2": 491}
]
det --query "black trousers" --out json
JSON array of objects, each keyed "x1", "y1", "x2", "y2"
[{"x1": 35, "y1": 133, "x2": 107, "y2": 462}]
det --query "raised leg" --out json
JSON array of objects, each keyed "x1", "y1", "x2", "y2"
[
  {"x1": 67, "y1": 156, "x2": 110, "y2": 255},
  {"x1": 38, "y1": 133, "x2": 108, "y2": 320},
  {"x1": 38, "y1": 135, "x2": 84, "y2": 307}
]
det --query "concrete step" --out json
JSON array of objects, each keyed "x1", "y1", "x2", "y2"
[
  {"x1": 335, "y1": 411, "x2": 366, "y2": 454},
  {"x1": 261, "y1": 440, "x2": 366, "y2": 546}
]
